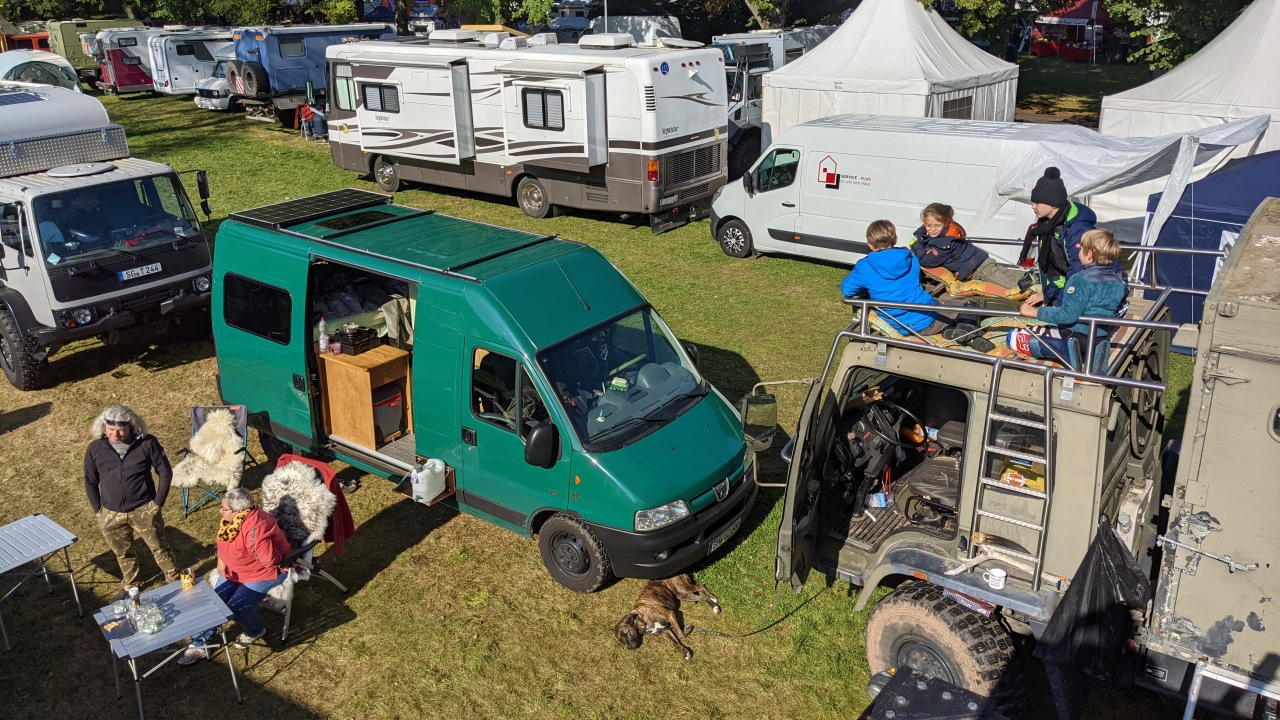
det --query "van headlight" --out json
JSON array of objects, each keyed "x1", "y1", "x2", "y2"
[
  {"x1": 193, "y1": 275, "x2": 211, "y2": 293},
  {"x1": 713, "y1": 185, "x2": 725, "y2": 202},
  {"x1": 635, "y1": 500, "x2": 689, "y2": 532},
  {"x1": 743, "y1": 446, "x2": 755, "y2": 479}
]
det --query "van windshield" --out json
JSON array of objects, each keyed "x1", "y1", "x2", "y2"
[
  {"x1": 32, "y1": 174, "x2": 202, "y2": 267},
  {"x1": 538, "y1": 307, "x2": 706, "y2": 451}
]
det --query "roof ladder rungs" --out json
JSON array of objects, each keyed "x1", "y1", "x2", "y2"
[
  {"x1": 988, "y1": 412, "x2": 1046, "y2": 431},
  {"x1": 976, "y1": 509, "x2": 1045, "y2": 532},
  {"x1": 981, "y1": 444, "x2": 1047, "y2": 465}
]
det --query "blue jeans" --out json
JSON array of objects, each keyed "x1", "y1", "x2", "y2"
[{"x1": 194, "y1": 571, "x2": 286, "y2": 643}]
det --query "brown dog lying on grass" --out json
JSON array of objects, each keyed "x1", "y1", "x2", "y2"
[{"x1": 613, "y1": 574, "x2": 720, "y2": 660}]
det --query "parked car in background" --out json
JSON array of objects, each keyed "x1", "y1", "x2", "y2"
[
  {"x1": 0, "y1": 50, "x2": 81, "y2": 92},
  {"x1": 46, "y1": 18, "x2": 140, "y2": 82},
  {"x1": 194, "y1": 47, "x2": 236, "y2": 110}
]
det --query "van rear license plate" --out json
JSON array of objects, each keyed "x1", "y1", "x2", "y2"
[
  {"x1": 118, "y1": 263, "x2": 162, "y2": 281},
  {"x1": 709, "y1": 516, "x2": 743, "y2": 554}
]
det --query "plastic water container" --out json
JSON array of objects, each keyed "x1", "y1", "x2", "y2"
[{"x1": 412, "y1": 459, "x2": 447, "y2": 503}]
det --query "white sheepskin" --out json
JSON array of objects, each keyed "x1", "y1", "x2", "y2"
[{"x1": 171, "y1": 409, "x2": 244, "y2": 489}]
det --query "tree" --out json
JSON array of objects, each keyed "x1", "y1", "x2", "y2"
[
  {"x1": 1105, "y1": 0, "x2": 1252, "y2": 70},
  {"x1": 741, "y1": 0, "x2": 787, "y2": 29}
]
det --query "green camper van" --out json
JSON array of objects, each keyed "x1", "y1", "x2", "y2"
[{"x1": 211, "y1": 189, "x2": 760, "y2": 592}]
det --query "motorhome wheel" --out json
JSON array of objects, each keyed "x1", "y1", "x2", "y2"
[
  {"x1": 0, "y1": 306, "x2": 44, "y2": 391},
  {"x1": 537, "y1": 514, "x2": 613, "y2": 593},
  {"x1": 717, "y1": 219, "x2": 754, "y2": 258},
  {"x1": 865, "y1": 582, "x2": 1019, "y2": 711},
  {"x1": 517, "y1": 177, "x2": 554, "y2": 219},
  {"x1": 373, "y1": 156, "x2": 402, "y2": 192}
]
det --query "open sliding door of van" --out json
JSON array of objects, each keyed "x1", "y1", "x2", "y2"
[
  {"x1": 499, "y1": 62, "x2": 606, "y2": 173},
  {"x1": 356, "y1": 58, "x2": 476, "y2": 164}
]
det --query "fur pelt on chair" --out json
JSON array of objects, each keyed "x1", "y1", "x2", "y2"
[
  {"x1": 171, "y1": 409, "x2": 244, "y2": 489},
  {"x1": 257, "y1": 461, "x2": 338, "y2": 606}
]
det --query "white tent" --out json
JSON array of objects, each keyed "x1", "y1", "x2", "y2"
[
  {"x1": 1093, "y1": 0, "x2": 1279, "y2": 221},
  {"x1": 761, "y1": 0, "x2": 1018, "y2": 145}
]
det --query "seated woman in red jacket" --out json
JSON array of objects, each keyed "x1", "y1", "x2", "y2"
[{"x1": 179, "y1": 487, "x2": 290, "y2": 664}]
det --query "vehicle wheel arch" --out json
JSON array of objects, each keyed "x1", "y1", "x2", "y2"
[
  {"x1": 528, "y1": 507, "x2": 577, "y2": 537},
  {"x1": 0, "y1": 287, "x2": 39, "y2": 336}
]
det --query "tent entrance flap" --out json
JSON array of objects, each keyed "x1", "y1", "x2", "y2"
[
  {"x1": 356, "y1": 60, "x2": 475, "y2": 165},
  {"x1": 500, "y1": 62, "x2": 607, "y2": 171}
]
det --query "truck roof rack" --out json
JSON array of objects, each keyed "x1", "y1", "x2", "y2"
[{"x1": 228, "y1": 188, "x2": 391, "y2": 230}]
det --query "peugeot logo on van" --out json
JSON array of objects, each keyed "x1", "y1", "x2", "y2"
[{"x1": 714, "y1": 477, "x2": 730, "y2": 501}]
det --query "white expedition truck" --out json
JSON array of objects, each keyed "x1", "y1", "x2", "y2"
[{"x1": 0, "y1": 83, "x2": 213, "y2": 390}]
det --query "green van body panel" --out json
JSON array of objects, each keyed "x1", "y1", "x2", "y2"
[{"x1": 211, "y1": 190, "x2": 756, "y2": 580}]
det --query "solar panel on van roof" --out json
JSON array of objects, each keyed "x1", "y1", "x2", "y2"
[
  {"x1": 0, "y1": 90, "x2": 44, "y2": 107},
  {"x1": 229, "y1": 188, "x2": 390, "y2": 230}
]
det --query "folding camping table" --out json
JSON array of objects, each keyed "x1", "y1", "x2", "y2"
[
  {"x1": 0, "y1": 513, "x2": 82, "y2": 650},
  {"x1": 93, "y1": 578, "x2": 242, "y2": 720}
]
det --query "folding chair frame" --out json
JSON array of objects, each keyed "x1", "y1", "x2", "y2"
[{"x1": 177, "y1": 406, "x2": 258, "y2": 518}]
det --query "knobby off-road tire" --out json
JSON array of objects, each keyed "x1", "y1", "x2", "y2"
[
  {"x1": 240, "y1": 61, "x2": 267, "y2": 98},
  {"x1": 866, "y1": 582, "x2": 1021, "y2": 713},
  {"x1": 538, "y1": 514, "x2": 613, "y2": 593},
  {"x1": 0, "y1": 305, "x2": 44, "y2": 391}
]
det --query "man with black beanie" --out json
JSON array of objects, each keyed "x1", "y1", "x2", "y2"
[{"x1": 1019, "y1": 166, "x2": 1098, "y2": 306}]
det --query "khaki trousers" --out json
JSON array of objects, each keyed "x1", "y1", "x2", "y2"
[{"x1": 97, "y1": 502, "x2": 179, "y2": 589}]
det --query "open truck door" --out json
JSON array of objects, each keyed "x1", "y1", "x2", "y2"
[{"x1": 776, "y1": 376, "x2": 832, "y2": 591}]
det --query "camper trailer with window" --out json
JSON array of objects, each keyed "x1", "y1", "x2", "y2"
[
  {"x1": 83, "y1": 27, "x2": 174, "y2": 94},
  {"x1": 0, "y1": 84, "x2": 213, "y2": 391},
  {"x1": 325, "y1": 31, "x2": 728, "y2": 231},
  {"x1": 227, "y1": 23, "x2": 396, "y2": 125},
  {"x1": 46, "y1": 19, "x2": 139, "y2": 81},
  {"x1": 149, "y1": 29, "x2": 233, "y2": 95}
]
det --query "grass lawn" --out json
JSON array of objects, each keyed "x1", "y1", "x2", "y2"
[
  {"x1": 0, "y1": 94, "x2": 1190, "y2": 719},
  {"x1": 1016, "y1": 56, "x2": 1152, "y2": 126}
]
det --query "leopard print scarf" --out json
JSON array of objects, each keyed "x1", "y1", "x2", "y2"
[{"x1": 217, "y1": 510, "x2": 251, "y2": 543}]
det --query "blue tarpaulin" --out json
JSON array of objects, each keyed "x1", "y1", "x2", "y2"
[{"x1": 1146, "y1": 150, "x2": 1280, "y2": 335}]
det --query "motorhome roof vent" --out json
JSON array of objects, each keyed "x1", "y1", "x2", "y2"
[
  {"x1": 498, "y1": 35, "x2": 527, "y2": 49},
  {"x1": 657, "y1": 37, "x2": 703, "y2": 48},
  {"x1": 481, "y1": 31, "x2": 511, "y2": 46},
  {"x1": 578, "y1": 33, "x2": 635, "y2": 49},
  {"x1": 527, "y1": 32, "x2": 558, "y2": 46},
  {"x1": 429, "y1": 29, "x2": 479, "y2": 42},
  {"x1": 162, "y1": 24, "x2": 190, "y2": 31},
  {"x1": 47, "y1": 162, "x2": 116, "y2": 178}
]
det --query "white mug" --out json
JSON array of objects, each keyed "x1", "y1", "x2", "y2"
[{"x1": 983, "y1": 568, "x2": 1007, "y2": 590}]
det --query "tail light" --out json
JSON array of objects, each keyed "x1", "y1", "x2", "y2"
[{"x1": 647, "y1": 160, "x2": 659, "y2": 182}]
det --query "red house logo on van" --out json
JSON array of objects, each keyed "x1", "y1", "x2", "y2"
[{"x1": 818, "y1": 155, "x2": 839, "y2": 188}]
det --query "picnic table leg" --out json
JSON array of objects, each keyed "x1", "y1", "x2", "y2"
[
  {"x1": 40, "y1": 557, "x2": 52, "y2": 592},
  {"x1": 220, "y1": 628, "x2": 242, "y2": 703},
  {"x1": 128, "y1": 657, "x2": 146, "y2": 720},
  {"x1": 111, "y1": 651, "x2": 122, "y2": 698},
  {"x1": 62, "y1": 548, "x2": 83, "y2": 616}
]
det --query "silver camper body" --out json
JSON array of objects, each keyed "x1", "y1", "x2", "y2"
[{"x1": 149, "y1": 29, "x2": 233, "y2": 95}]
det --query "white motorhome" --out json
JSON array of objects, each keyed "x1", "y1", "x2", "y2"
[
  {"x1": 326, "y1": 31, "x2": 728, "y2": 230},
  {"x1": 149, "y1": 29, "x2": 233, "y2": 95},
  {"x1": 712, "y1": 26, "x2": 834, "y2": 176},
  {"x1": 82, "y1": 26, "x2": 174, "y2": 93},
  {"x1": 709, "y1": 113, "x2": 1265, "y2": 263},
  {"x1": 0, "y1": 83, "x2": 213, "y2": 391}
]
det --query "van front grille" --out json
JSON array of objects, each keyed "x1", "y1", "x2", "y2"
[{"x1": 664, "y1": 144, "x2": 720, "y2": 187}]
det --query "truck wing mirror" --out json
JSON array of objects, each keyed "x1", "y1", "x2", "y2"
[
  {"x1": 524, "y1": 422, "x2": 558, "y2": 469},
  {"x1": 196, "y1": 170, "x2": 212, "y2": 218},
  {"x1": 740, "y1": 391, "x2": 778, "y2": 452},
  {"x1": 683, "y1": 342, "x2": 700, "y2": 368}
]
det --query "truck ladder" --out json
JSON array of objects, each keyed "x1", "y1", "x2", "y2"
[
  {"x1": 1183, "y1": 659, "x2": 1280, "y2": 720},
  {"x1": 967, "y1": 358, "x2": 1056, "y2": 592}
]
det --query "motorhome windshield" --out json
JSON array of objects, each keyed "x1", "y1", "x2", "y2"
[
  {"x1": 32, "y1": 174, "x2": 202, "y2": 267},
  {"x1": 538, "y1": 307, "x2": 705, "y2": 451}
]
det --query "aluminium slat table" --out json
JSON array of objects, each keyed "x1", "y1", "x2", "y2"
[{"x1": 0, "y1": 513, "x2": 82, "y2": 650}]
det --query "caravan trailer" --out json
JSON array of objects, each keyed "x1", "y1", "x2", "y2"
[
  {"x1": 84, "y1": 27, "x2": 174, "y2": 94},
  {"x1": 149, "y1": 29, "x2": 233, "y2": 95},
  {"x1": 46, "y1": 19, "x2": 139, "y2": 81},
  {"x1": 325, "y1": 31, "x2": 728, "y2": 230}
]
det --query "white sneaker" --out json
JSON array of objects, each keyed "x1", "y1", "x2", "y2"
[{"x1": 176, "y1": 645, "x2": 209, "y2": 666}]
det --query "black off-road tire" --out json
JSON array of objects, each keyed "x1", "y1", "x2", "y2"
[
  {"x1": 537, "y1": 514, "x2": 612, "y2": 593},
  {"x1": 717, "y1": 218, "x2": 754, "y2": 259},
  {"x1": 866, "y1": 582, "x2": 1020, "y2": 712},
  {"x1": 240, "y1": 60, "x2": 267, "y2": 98},
  {"x1": 0, "y1": 306, "x2": 44, "y2": 391},
  {"x1": 516, "y1": 176, "x2": 553, "y2": 219},
  {"x1": 373, "y1": 155, "x2": 402, "y2": 193},
  {"x1": 225, "y1": 61, "x2": 243, "y2": 96}
]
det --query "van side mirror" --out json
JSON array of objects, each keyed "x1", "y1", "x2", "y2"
[
  {"x1": 683, "y1": 343, "x2": 699, "y2": 368},
  {"x1": 196, "y1": 170, "x2": 212, "y2": 218},
  {"x1": 742, "y1": 171, "x2": 754, "y2": 196},
  {"x1": 524, "y1": 422, "x2": 558, "y2": 469},
  {"x1": 740, "y1": 391, "x2": 778, "y2": 452}
]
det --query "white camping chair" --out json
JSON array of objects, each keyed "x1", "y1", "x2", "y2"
[{"x1": 259, "y1": 457, "x2": 348, "y2": 642}]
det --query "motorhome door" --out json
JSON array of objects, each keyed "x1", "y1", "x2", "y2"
[{"x1": 500, "y1": 62, "x2": 606, "y2": 172}]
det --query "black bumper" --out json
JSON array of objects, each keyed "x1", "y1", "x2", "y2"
[
  {"x1": 31, "y1": 290, "x2": 210, "y2": 350},
  {"x1": 587, "y1": 474, "x2": 759, "y2": 579},
  {"x1": 651, "y1": 196, "x2": 714, "y2": 234}
]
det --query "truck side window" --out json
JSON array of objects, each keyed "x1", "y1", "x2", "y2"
[
  {"x1": 223, "y1": 273, "x2": 292, "y2": 345},
  {"x1": 471, "y1": 350, "x2": 549, "y2": 435},
  {"x1": 1, "y1": 204, "x2": 22, "y2": 251},
  {"x1": 755, "y1": 148, "x2": 800, "y2": 192},
  {"x1": 280, "y1": 38, "x2": 305, "y2": 58}
]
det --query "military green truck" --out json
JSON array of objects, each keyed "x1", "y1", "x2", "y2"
[{"x1": 765, "y1": 199, "x2": 1280, "y2": 716}]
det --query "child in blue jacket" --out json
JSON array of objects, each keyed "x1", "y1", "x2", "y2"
[
  {"x1": 842, "y1": 220, "x2": 993, "y2": 350},
  {"x1": 1011, "y1": 229, "x2": 1128, "y2": 372}
]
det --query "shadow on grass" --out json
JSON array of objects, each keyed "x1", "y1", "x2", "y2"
[
  {"x1": 44, "y1": 335, "x2": 214, "y2": 388},
  {"x1": 0, "y1": 402, "x2": 51, "y2": 436}
]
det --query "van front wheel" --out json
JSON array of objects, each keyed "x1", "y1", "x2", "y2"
[
  {"x1": 538, "y1": 514, "x2": 613, "y2": 593},
  {"x1": 717, "y1": 219, "x2": 754, "y2": 258}
]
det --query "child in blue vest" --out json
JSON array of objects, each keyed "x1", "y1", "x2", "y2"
[
  {"x1": 1010, "y1": 229, "x2": 1128, "y2": 372},
  {"x1": 842, "y1": 220, "x2": 994, "y2": 351}
]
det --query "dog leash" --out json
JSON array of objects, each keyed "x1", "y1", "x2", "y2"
[{"x1": 685, "y1": 583, "x2": 828, "y2": 639}]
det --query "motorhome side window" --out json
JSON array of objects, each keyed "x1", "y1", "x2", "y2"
[
  {"x1": 471, "y1": 349, "x2": 549, "y2": 436},
  {"x1": 119, "y1": 36, "x2": 137, "y2": 47},
  {"x1": 333, "y1": 65, "x2": 355, "y2": 111},
  {"x1": 176, "y1": 44, "x2": 195, "y2": 56},
  {"x1": 123, "y1": 57, "x2": 142, "y2": 66},
  {"x1": 280, "y1": 38, "x2": 305, "y2": 58},
  {"x1": 522, "y1": 88, "x2": 565, "y2": 131},
  {"x1": 755, "y1": 148, "x2": 800, "y2": 192},
  {"x1": 363, "y1": 84, "x2": 400, "y2": 113},
  {"x1": 223, "y1": 273, "x2": 291, "y2": 345}
]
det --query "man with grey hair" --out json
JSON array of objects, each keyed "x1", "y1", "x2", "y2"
[{"x1": 84, "y1": 405, "x2": 179, "y2": 601}]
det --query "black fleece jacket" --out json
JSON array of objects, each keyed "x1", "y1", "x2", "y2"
[{"x1": 84, "y1": 435, "x2": 173, "y2": 513}]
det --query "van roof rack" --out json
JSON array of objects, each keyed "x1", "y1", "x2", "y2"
[{"x1": 228, "y1": 188, "x2": 390, "y2": 230}]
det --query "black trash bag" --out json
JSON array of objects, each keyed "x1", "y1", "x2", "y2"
[{"x1": 1034, "y1": 515, "x2": 1151, "y2": 719}]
